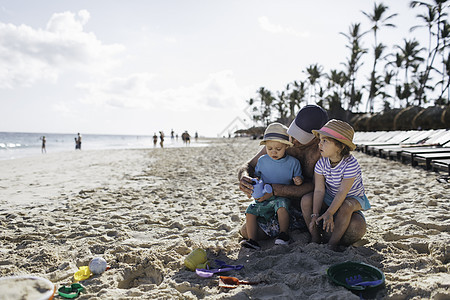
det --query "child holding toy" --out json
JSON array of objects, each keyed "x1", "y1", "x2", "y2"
[
  {"x1": 302, "y1": 119, "x2": 370, "y2": 251},
  {"x1": 241, "y1": 123, "x2": 303, "y2": 250}
]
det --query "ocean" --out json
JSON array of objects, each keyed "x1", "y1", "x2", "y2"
[{"x1": 0, "y1": 132, "x2": 205, "y2": 160}]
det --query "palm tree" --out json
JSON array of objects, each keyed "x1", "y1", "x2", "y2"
[
  {"x1": 340, "y1": 23, "x2": 368, "y2": 112},
  {"x1": 256, "y1": 87, "x2": 275, "y2": 127},
  {"x1": 286, "y1": 81, "x2": 307, "y2": 120},
  {"x1": 274, "y1": 90, "x2": 288, "y2": 124},
  {"x1": 327, "y1": 70, "x2": 347, "y2": 106},
  {"x1": 385, "y1": 52, "x2": 404, "y2": 107},
  {"x1": 435, "y1": 51, "x2": 450, "y2": 104},
  {"x1": 395, "y1": 38, "x2": 425, "y2": 105},
  {"x1": 410, "y1": 0, "x2": 449, "y2": 104},
  {"x1": 304, "y1": 64, "x2": 324, "y2": 104},
  {"x1": 362, "y1": 2, "x2": 398, "y2": 113}
]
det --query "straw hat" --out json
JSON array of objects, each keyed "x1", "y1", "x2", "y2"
[
  {"x1": 287, "y1": 105, "x2": 328, "y2": 144},
  {"x1": 312, "y1": 119, "x2": 356, "y2": 151},
  {"x1": 260, "y1": 123, "x2": 293, "y2": 147}
]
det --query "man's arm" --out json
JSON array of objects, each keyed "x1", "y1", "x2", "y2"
[
  {"x1": 271, "y1": 181, "x2": 314, "y2": 200},
  {"x1": 238, "y1": 146, "x2": 265, "y2": 198}
]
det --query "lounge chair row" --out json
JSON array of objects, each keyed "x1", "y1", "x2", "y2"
[{"x1": 354, "y1": 129, "x2": 450, "y2": 175}]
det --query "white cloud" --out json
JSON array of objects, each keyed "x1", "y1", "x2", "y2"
[
  {"x1": 258, "y1": 16, "x2": 310, "y2": 38},
  {"x1": 0, "y1": 10, "x2": 124, "y2": 89},
  {"x1": 77, "y1": 70, "x2": 251, "y2": 111},
  {"x1": 164, "y1": 37, "x2": 177, "y2": 43}
]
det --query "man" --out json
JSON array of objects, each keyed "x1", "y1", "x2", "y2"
[{"x1": 238, "y1": 105, "x2": 366, "y2": 246}]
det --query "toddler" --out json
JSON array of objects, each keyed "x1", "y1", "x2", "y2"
[{"x1": 241, "y1": 122, "x2": 303, "y2": 250}]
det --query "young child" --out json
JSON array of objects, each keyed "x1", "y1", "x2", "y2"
[
  {"x1": 302, "y1": 119, "x2": 370, "y2": 251},
  {"x1": 241, "y1": 122, "x2": 303, "y2": 250}
]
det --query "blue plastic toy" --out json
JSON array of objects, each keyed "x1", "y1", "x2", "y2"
[{"x1": 251, "y1": 178, "x2": 273, "y2": 198}]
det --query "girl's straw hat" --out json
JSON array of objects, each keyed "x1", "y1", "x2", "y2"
[
  {"x1": 312, "y1": 119, "x2": 356, "y2": 151},
  {"x1": 260, "y1": 123, "x2": 293, "y2": 147}
]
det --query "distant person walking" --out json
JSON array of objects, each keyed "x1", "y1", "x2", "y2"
[
  {"x1": 75, "y1": 133, "x2": 82, "y2": 150},
  {"x1": 159, "y1": 131, "x2": 164, "y2": 148},
  {"x1": 182, "y1": 131, "x2": 190, "y2": 145},
  {"x1": 195, "y1": 131, "x2": 198, "y2": 142},
  {"x1": 40, "y1": 136, "x2": 46, "y2": 154},
  {"x1": 153, "y1": 133, "x2": 158, "y2": 147}
]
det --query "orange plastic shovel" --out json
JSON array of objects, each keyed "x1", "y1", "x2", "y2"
[{"x1": 218, "y1": 276, "x2": 262, "y2": 289}]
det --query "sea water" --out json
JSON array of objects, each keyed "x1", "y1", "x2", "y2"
[{"x1": 0, "y1": 132, "x2": 205, "y2": 160}]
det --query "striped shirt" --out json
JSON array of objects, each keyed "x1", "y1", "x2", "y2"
[{"x1": 314, "y1": 154, "x2": 365, "y2": 197}]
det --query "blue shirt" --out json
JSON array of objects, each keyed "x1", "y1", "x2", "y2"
[{"x1": 255, "y1": 154, "x2": 303, "y2": 185}]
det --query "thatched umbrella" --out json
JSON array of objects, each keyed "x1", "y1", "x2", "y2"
[
  {"x1": 352, "y1": 114, "x2": 372, "y2": 131},
  {"x1": 441, "y1": 106, "x2": 450, "y2": 128},
  {"x1": 234, "y1": 126, "x2": 265, "y2": 139},
  {"x1": 366, "y1": 108, "x2": 402, "y2": 131},
  {"x1": 412, "y1": 106, "x2": 445, "y2": 129},
  {"x1": 393, "y1": 106, "x2": 424, "y2": 130}
]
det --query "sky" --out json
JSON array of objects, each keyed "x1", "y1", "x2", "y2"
[{"x1": 0, "y1": 1, "x2": 428, "y2": 137}]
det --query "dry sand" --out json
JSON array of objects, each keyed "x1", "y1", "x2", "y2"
[{"x1": 0, "y1": 138, "x2": 448, "y2": 299}]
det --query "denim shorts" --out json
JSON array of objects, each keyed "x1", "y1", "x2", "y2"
[{"x1": 323, "y1": 191, "x2": 371, "y2": 211}]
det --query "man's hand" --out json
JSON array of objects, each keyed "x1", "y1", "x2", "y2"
[{"x1": 239, "y1": 175, "x2": 254, "y2": 198}]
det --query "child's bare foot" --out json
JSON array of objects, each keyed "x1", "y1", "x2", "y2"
[{"x1": 311, "y1": 233, "x2": 321, "y2": 244}]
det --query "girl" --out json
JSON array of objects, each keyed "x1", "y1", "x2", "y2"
[{"x1": 302, "y1": 119, "x2": 370, "y2": 251}]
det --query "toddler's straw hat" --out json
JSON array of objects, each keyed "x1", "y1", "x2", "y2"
[
  {"x1": 312, "y1": 119, "x2": 356, "y2": 151},
  {"x1": 260, "y1": 123, "x2": 293, "y2": 147}
]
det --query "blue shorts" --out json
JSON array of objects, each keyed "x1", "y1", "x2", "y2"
[
  {"x1": 323, "y1": 191, "x2": 371, "y2": 211},
  {"x1": 246, "y1": 196, "x2": 290, "y2": 222}
]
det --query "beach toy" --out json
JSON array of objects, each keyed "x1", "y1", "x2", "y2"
[
  {"x1": 0, "y1": 275, "x2": 55, "y2": 300},
  {"x1": 195, "y1": 259, "x2": 244, "y2": 278},
  {"x1": 74, "y1": 266, "x2": 92, "y2": 281},
  {"x1": 184, "y1": 248, "x2": 208, "y2": 271},
  {"x1": 218, "y1": 276, "x2": 262, "y2": 289},
  {"x1": 327, "y1": 261, "x2": 385, "y2": 291},
  {"x1": 58, "y1": 283, "x2": 84, "y2": 299},
  {"x1": 345, "y1": 275, "x2": 384, "y2": 287},
  {"x1": 251, "y1": 178, "x2": 272, "y2": 198},
  {"x1": 89, "y1": 257, "x2": 107, "y2": 274}
]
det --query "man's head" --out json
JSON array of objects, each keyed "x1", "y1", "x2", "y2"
[{"x1": 287, "y1": 105, "x2": 328, "y2": 145}]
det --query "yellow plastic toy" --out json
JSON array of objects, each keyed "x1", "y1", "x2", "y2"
[
  {"x1": 74, "y1": 266, "x2": 92, "y2": 281},
  {"x1": 184, "y1": 248, "x2": 208, "y2": 271}
]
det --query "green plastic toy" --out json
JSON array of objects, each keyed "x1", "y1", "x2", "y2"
[
  {"x1": 58, "y1": 283, "x2": 85, "y2": 299},
  {"x1": 327, "y1": 261, "x2": 385, "y2": 291}
]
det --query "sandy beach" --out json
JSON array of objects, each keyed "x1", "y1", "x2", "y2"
[{"x1": 0, "y1": 138, "x2": 449, "y2": 299}]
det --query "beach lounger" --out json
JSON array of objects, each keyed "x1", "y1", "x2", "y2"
[
  {"x1": 413, "y1": 152, "x2": 450, "y2": 170},
  {"x1": 431, "y1": 159, "x2": 450, "y2": 175},
  {"x1": 354, "y1": 131, "x2": 394, "y2": 152},
  {"x1": 365, "y1": 131, "x2": 430, "y2": 156},
  {"x1": 358, "y1": 131, "x2": 411, "y2": 154},
  {"x1": 400, "y1": 147, "x2": 450, "y2": 165},
  {"x1": 379, "y1": 129, "x2": 449, "y2": 160}
]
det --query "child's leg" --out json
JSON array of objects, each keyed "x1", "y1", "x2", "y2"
[
  {"x1": 328, "y1": 198, "x2": 362, "y2": 249},
  {"x1": 301, "y1": 193, "x2": 321, "y2": 243},
  {"x1": 245, "y1": 213, "x2": 259, "y2": 241},
  {"x1": 277, "y1": 207, "x2": 289, "y2": 233}
]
